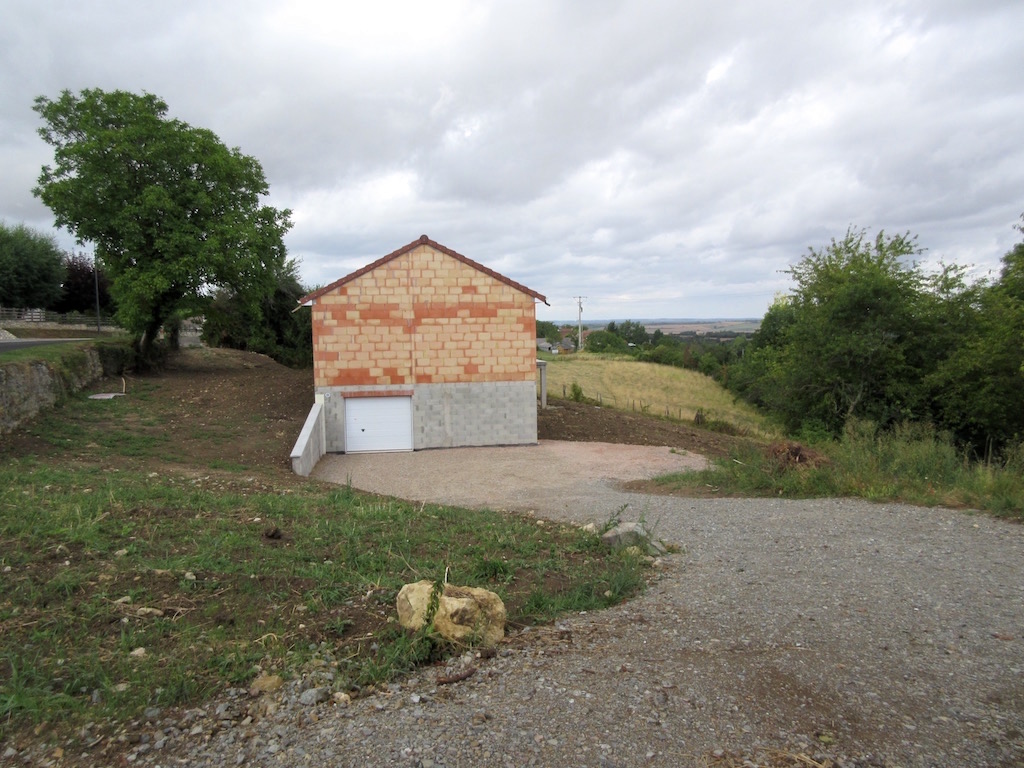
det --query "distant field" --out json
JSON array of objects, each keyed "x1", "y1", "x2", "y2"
[
  {"x1": 646, "y1": 319, "x2": 760, "y2": 335},
  {"x1": 541, "y1": 354, "x2": 775, "y2": 437}
]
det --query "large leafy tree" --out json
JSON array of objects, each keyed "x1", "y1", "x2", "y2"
[
  {"x1": 725, "y1": 296, "x2": 795, "y2": 408},
  {"x1": 746, "y1": 228, "x2": 954, "y2": 435},
  {"x1": 202, "y1": 257, "x2": 312, "y2": 368},
  {"x1": 609, "y1": 319, "x2": 650, "y2": 347},
  {"x1": 536, "y1": 319, "x2": 561, "y2": 345},
  {"x1": 927, "y1": 227, "x2": 1024, "y2": 454},
  {"x1": 0, "y1": 222, "x2": 65, "y2": 309},
  {"x1": 780, "y1": 229, "x2": 924, "y2": 433},
  {"x1": 585, "y1": 329, "x2": 629, "y2": 353},
  {"x1": 33, "y1": 88, "x2": 292, "y2": 358},
  {"x1": 730, "y1": 221, "x2": 1024, "y2": 454}
]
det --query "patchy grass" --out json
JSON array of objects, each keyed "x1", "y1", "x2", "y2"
[
  {"x1": 0, "y1": 465, "x2": 644, "y2": 739},
  {"x1": 650, "y1": 420, "x2": 1024, "y2": 519},
  {"x1": 0, "y1": 341, "x2": 97, "y2": 364},
  {"x1": 541, "y1": 353, "x2": 775, "y2": 437},
  {"x1": 0, "y1": 350, "x2": 647, "y2": 742}
]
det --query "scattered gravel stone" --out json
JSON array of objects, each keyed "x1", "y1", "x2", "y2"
[
  {"x1": 298, "y1": 687, "x2": 330, "y2": 706},
  {"x1": 249, "y1": 674, "x2": 284, "y2": 695}
]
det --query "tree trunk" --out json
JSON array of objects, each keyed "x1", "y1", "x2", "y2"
[
  {"x1": 138, "y1": 315, "x2": 164, "y2": 367},
  {"x1": 165, "y1": 320, "x2": 180, "y2": 350}
]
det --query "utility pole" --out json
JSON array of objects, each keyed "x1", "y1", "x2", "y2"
[
  {"x1": 574, "y1": 296, "x2": 586, "y2": 352},
  {"x1": 93, "y1": 253, "x2": 101, "y2": 333}
]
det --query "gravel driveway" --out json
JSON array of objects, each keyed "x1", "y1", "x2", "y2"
[{"x1": 173, "y1": 441, "x2": 1023, "y2": 767}]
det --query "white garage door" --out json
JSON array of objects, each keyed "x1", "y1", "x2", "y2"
[{"x1": 345, "y1": 397, "x2": 413, "y2": 453}]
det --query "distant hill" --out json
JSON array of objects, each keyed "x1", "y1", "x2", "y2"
[{"x1": 547, "y1": 318, "x2": 761, "y2": 334}]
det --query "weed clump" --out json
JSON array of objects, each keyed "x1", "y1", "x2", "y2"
[{"x1": 767, "y1": 441, "x2": 830, "y2": 470}]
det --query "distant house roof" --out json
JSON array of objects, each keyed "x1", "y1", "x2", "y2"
[{"x1": 298, "y1": 235, "x2": 548, "y2": 306}]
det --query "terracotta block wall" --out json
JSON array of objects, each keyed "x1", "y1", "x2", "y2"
[{"x1": 312, "y1": 244, "x2": 537, "y2": 388}]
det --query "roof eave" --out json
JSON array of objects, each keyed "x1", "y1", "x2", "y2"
[{"x1": 296, "y1": 235, "x2": 548, "y2": 306}]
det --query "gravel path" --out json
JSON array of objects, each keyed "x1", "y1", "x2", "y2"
[{"x1": 70, "y1": 442, "x2": 1023, "y2": 767}]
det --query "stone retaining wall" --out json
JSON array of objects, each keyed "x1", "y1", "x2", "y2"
[{"x1": 0, "y1": 346, "x2": 127, "y2": 434}]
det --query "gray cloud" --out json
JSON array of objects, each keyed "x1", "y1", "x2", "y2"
[{"x1": 2, "y1": 0, "x2": 1022, "y2": 321}]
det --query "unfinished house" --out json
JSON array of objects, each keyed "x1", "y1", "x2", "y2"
[{"x1": 295, "y1": 235, "x2": 547, "y2": 460}]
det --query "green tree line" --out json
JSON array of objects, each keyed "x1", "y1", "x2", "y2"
[
  {"x1": 0, "y1": 222, "x2": 115, "y2": 316},
  {"x1": 585, "y1": 318, "x2": 745, "y2": 381},
  {"x1": 728, "y1": 225, "x2": 1024, "y2": 458}
]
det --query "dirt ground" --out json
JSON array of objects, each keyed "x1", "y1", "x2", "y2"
[
  {"x1": 4, "y1": 347, "x2": 748, "y2": 474},
  {"x1": 538, "y1": 398, "x2": 755, "y2": 460},
  {"x1": 4, "y1": 347, "x2": 313, "y2": 479},
  {"x1": 5, "y1": 346, "x2": 747, "y2": 499}
]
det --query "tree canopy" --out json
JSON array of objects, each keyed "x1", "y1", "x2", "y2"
[
  {"x1": 33, "y1": 88, "x2": 292, "y2": 358},
  {"x1": 0, "y1": 222, "x2": 65, "y2": 309},
  {"x1": 771, "y1": 228, "x2": 932, "y2": 433},
  {"x1": 728, "y1": 223, "x2": 1024, "y2": 456},
  {"x1": 605, "y1": 320, "x2": 650, "y2": 346},
  {"x1": 201, "y1": 257, "x2": 312, "y2": 368},
  {"x1": 925, "y1": 231, "x2": 1024, "y2": 452},
  {"x1": 536, "y1": 319, "x2": 561, "y2": 344},
  {"x1": 584, "y1": 329, "x2": 629, "y2": 353}
]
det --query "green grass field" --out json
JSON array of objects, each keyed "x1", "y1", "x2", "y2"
[{"x1": 0, "y1": 341, "x2": 97, "y2": 364}]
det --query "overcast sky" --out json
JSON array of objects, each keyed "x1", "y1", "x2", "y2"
[{"x1": 3, "y1": 1, "x2": 1022, "y2": 321}]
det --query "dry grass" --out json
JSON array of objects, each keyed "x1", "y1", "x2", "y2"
[{"x1": 541, "y1": 353, "x2": 776, "y2": 437}]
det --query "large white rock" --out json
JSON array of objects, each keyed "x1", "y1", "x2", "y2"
[
  {"x1": 601, "y1": 521, "x2": 668, "y2": 556},
  {"x1": 396, "y1": 580, "x2": 506, "y2": 647}
]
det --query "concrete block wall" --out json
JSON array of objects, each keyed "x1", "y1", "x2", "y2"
[
  {"x1": 319, "y1": 389, "x2": 346, "y2": 453},
  {"x1": 412, "y1": 381, "x2": 537, "y2": 448},
  {"x1": 289, "y1": 401, "x2": 325, "y2": 476}
]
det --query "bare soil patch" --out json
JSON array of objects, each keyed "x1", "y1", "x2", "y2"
[
  {"x1": 4, "y1": 346, "x2": 313, "y2": 479},
  {"x1": 7, "y1": 350, "x2": 745, "y2": 475},
  {"x1": 538, "y1": 397, "x2": 757, "y2": 459}
]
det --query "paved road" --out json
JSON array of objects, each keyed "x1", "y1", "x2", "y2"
[{"x1": 0, "y1": 337, "x2": 91, "y2": 352}]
